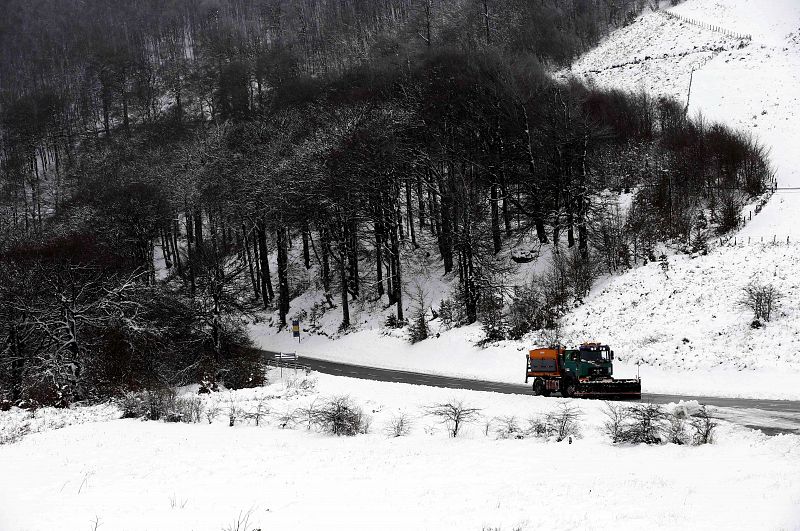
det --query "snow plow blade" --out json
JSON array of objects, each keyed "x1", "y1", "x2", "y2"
[{"x1": 573, "y1": 379, "x2": 641, "y2": 400}]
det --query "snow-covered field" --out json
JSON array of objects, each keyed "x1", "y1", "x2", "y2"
[{"x1": 2, "y1": 370, "x2": 799, "y2": 531}]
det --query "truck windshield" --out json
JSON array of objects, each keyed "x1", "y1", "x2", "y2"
[{"x1": 580, "y1": 350, "x2": 609, "y2": 362}]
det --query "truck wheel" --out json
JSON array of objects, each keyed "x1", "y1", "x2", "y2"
[
  {"x1": 562, "y1": 377, "x2": 576, "y2": 398},
  {"x1": 533, "y1": 378, "x2": 545, "y2": 396}
]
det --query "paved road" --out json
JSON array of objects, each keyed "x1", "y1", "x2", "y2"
[{"x1": 265, "y1": 352, "x2": 800, "y2": 435}]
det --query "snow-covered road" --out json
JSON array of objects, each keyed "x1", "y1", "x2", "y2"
[{"x1": 278, "y1": 353, "x2": 800, "y2": 435}]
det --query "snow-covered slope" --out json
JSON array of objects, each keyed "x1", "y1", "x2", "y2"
[{"x1": 571, "y1": 0, "x2": 800, "y2": 239}]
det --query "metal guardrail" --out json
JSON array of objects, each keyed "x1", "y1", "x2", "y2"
[{"x1": 266, "y1": 353, "x2": 311, "y2": 374}]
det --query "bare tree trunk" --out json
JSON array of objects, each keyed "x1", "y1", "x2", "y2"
[
  {"x1": 406, "y1": 180, "x2": 418, "y2": 248},
  {"x1": 302, "y1": 224, "x2": 311, "y2": 269},
  {"x1": 276, "y1": 226, "x2": 290, "y2": 327},
  {"x1": 194, "y1": 208, "x2": 203, "y2": 246},
  {"x1": 374, "y1": 212, "x2": 385, "y2": 298},
  {"x1": 257, "y1": 220, "x2": 274, "y2": 305},
  {"x1": 490, "y1": 182, "x2": 501, "y2": 254},
  {"x1": 417, "y1": 172, "x2": 426, "y2": 227},
  {"x1": 243, "y1": 224, "x2": 259, "y2": 300}
]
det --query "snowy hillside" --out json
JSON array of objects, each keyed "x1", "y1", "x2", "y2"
[
  {"x1": 2, "y1": 370, "x2": 799, "y2": 530},
  {"x1": 570, "y1": 0, "x2": 800, "y2": 239},
  {"x1": 254, "y1": 0, "x2": 800, "y2": 400},
  {"x1": 558, "y1": 0, "x2": 800, "y2": 389}
]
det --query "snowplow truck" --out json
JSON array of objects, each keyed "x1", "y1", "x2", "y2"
[{"x1": 525, "y1": 343, "x2": 641, "y2": 399}]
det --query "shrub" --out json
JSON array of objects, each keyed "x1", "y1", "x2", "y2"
[
  {"x1": 717, "y1": 191, "x2": 742, "y2": 233},
  {"x1": 690, "y1": 405, "x2": 717, "y2": 445},
  {"x1": 119, "y1": 392, "x2": 146, "y2": 419},
  {"x1": 739, "y1": 281, "x2": 782, "y2": 322},
  {"x1": 247, "y1": 394, "x2": 271, "y2": 426},
  {"x1": 508, "y1": 282, "x2": 542, "y2": 339},
  {"x1": 384, "y1": 411, "x2": 413, "y2": 437},
  {"x1": 623, "y1": 402, "x2": 667, "y2": 444},
  {"x1": 666, "y1": 409, "x2": 690, "y2": 445},
  {"x1": 296, "y1": 398, "x2": 319, "y2": 430},
  {"x1": 221, "y1": 348, "x2": 266, "y2": 390},
  {"x1": 606, "y1": 402, "x2": 716, "y2": 445},
  {"x1": 602, "y1": 402, "x2": 626, "y2": 443},
  {"x1": 123, "y1": 389, "x2": 176, "y2": 421},
  {"x1": 528, "y1": 403, "x2": 582, "y2": 442},
  {"x1": 493, "y1": 416, "x2": 523, "y2": 440},
  {"x1": 225, "y1": 394, "x2": 240, "y2": 426},
  {"x1": 285, "y1": 374, "x2": 317, "y2": 395},
  {"x1": 478, "y1": 288, "x2": 507, "y2": 343},
  {"x1": 426, "y1": 400, "x2": 482, "y2": 438},
  {"x1": 275, "y1": 407, "x2": 299, "y2": 429},
  {"x1": 174, "y1": 395, "x2": 203, "y2": 423},
  {"x1": 313, "y1": 396, "x2": 370, "y2": 436},
  {"x1": 205, "y1": 399, "x2": 221, "y2": 424}
]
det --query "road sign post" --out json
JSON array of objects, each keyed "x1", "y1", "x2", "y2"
[{"x1": 292, "y1": 319, "x2": 300, "y2": 343}]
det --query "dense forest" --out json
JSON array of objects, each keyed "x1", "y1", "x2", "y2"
[{"x1": 0, "y1": 0, "x2": 772, "y2": 407}]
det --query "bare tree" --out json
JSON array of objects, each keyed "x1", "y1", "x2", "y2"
[
  {"x1": 426, "y1": 400, "x2": 482, "y2": 438},
  {"x1": 739, "y1": 281, "x2": 782, "y2": 323}
]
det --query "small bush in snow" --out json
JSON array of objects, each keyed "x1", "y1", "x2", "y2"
[
  {"x1": 246, "y1": 394, "x2": 271, "y2": 426},
  {"x1": 131, "y1": 389, "x2": 176, "y2": 421},
  {"x1": 606, "y1": 403, "x2": 666, "y2": 445},
  {"x1": 690, "y1": 405, "x2": 717, "y2": 445},
  {"x1": 285, "y1": 374, "x2": 317, "y2": 394},
  {"x1": 225, "y1": 394, "x2": 240, "y2": 427},
  {"x1": 313, "y1": 396, "x2": 370, "y2": 436},
  {"x1": 426, "y1": 400, "x2": 482, "y2": 438},
  {"x1": 606, "y1": 402, "x2": 716, "y2": 445},
  {"x1": 296, "y1": 398, "x2": 319, "y2": 430},
  {"x1": 275, "y1": 407, "x2": 299, "y2": 429},
  {"x1": 666, "y1": 409, "x2": 690, "y2": 445},
  {"x1": 205, "y1": 400, "x2": 221, "y2": 424},
  {"x1": 384, "y1": 411, "x2": 413, "y2": 437},
  {"x1": 119, "y1": 392, "x2": 147, "y2": 419},
  {"x1": 623, "y1": 402, "x2": 667, "y2": 444},
  {"x1": 493, "y1": 416, "x2": 523, "y2": 440},
  {"x1": 0, "y1": 423, "x2": 30, "y2": 445},
  {"x1": 739, "y1": 281, "x2": 782, "y2": 323},
  {"x1": 527, "y1": 403, "x2": 582, "y2": 442},
  {"x1": 174, "y1": 396, "x2": 203, "y2": 423},
  {"x1": 602, "y1": 403, "x2": 627, "y2": 444}
]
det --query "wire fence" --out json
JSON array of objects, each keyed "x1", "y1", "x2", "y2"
[
  {"x1": 661, "y1": 11, "x2": 752, "y2": 41},
  {"x1": 718, "y1": 235, "x2": 799, "y2": 247}
]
